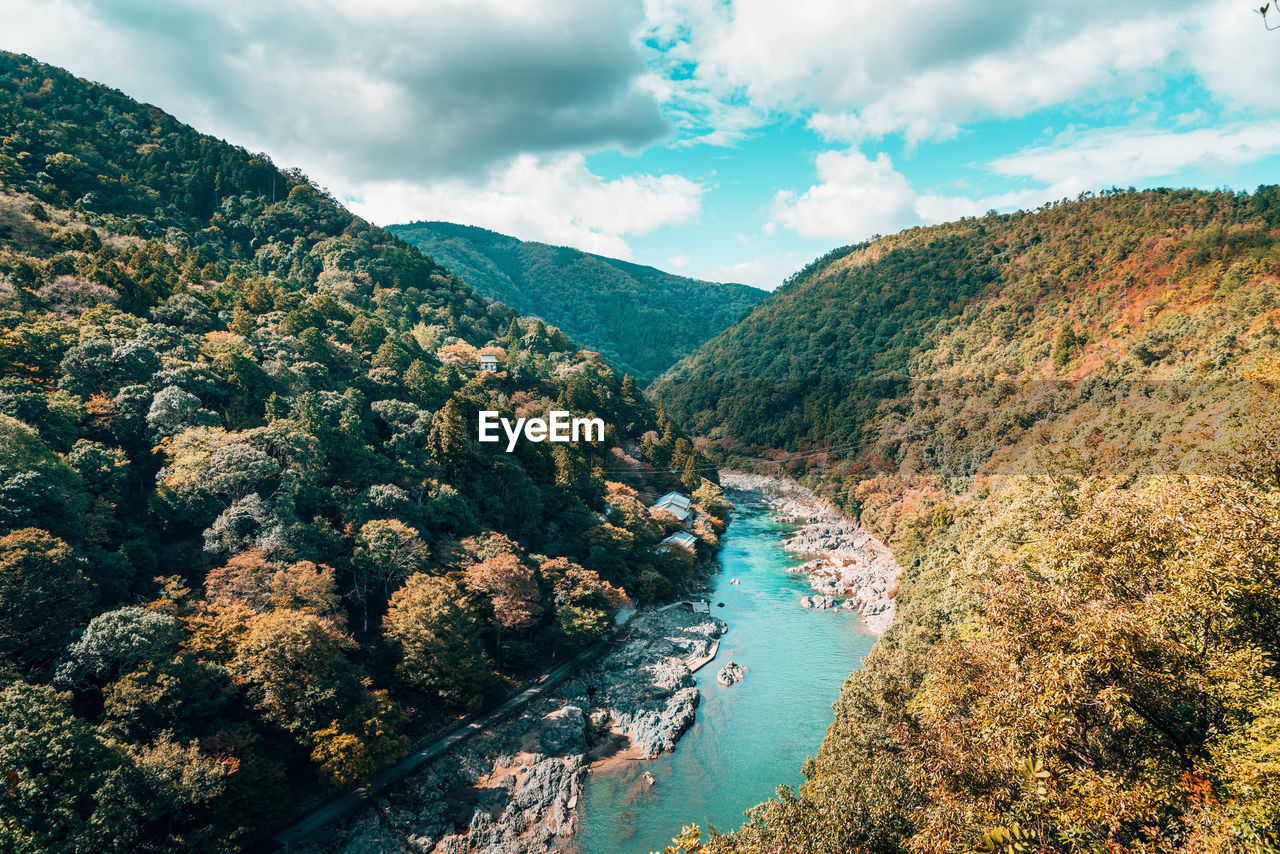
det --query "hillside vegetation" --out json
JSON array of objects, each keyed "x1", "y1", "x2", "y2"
[
  {"x1": 706, "y1": 363, "x2": 1280, "y2": 854},
  {"x1": 650, "y1": 190, "x2": 1280, "y2": 851},
  {"x1": 0, "y1": 52, "x2": 719, "y2": 852},
  {"x1": 655, "y1": 188, "x2": 1280, "y2": 485},
  {"x1": 389, "y1": 220, "x2": 764, "y2": 383}
]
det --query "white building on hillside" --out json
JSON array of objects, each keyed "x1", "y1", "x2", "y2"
[{"x1": 650, "y1": 491, "x2": 691, "y2": 523}]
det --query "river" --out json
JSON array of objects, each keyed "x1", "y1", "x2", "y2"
[{"x1": 572, "y1": 489, "x2": 877, "y2": 853}]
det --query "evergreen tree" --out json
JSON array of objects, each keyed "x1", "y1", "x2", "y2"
[
  {"x1": 680, "y1": 455, "x2": 702, "y2": 493},
  {"x1": 428, "y1": 397, "x2": 471, "y2": 480},
  {"x1": 504, "y1": 318, "x2": 522, "y2": 353}
]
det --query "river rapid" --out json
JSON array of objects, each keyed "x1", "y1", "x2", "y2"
[{"x1": 572, "y1": 488, "x2": 878, "y2": 853}]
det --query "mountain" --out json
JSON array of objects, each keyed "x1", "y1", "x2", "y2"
[
  {"x1": 387, "y1": 220, "x2": 765, "y2": 383},
  {"x1": 0, "y1": 51, "x2": 719, "y2": 852},
  {"x1": 656, "y1": 187, "x2": 1280, "y2": 483},
  {"x1": 659, "y1": 189, "x2": 1280, "y2": 852}
]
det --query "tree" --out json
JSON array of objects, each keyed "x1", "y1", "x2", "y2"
[
  {"x1": 351, "y1": 519, "x2": 431, "y2": 632},
  {"x1": 543, "y1": 556, "x2": 627, "y2": 611},
  {"x1": 270, "y1": 560, "x2": 342, "y2": 618},
  {"x1": 57, "y1": 339, "x2": 116, "y2": 397},
  {"x1": 0, "y1": 528, "x2": 94, "y2": 676},
  {"x1": 551, "y1": 604, "x2": 611, "y2": 654},
  {"x1": 0, "y1": 415, "x2": 88, "y2": 539},
  {"x1": 384, "y1": 573, "x2": 498, "y2": 710},
  {"x1": 308, "y1": 690, "x2": 408, "y2": 789},
  {"x1": 102, "y1": 653, "x2": 237, "y2": 742},
  {"x1": 908, "y1": 474, "x2": 1280, "y2": 850},
  {"x1": 126, "y1": 734, "x2": 250, "y2": 852},
  {"x1": 553, "y1": 444, "x2": 590, "y2": 501},
  {"x1": 228, "y1": 609, "x2": 362, "y2": 738},
  {"x1": 202, "y1": 493, "x2": 274, "y2": 556},
  {"x1": 0, "y1": 682, "x2": 142, "y2": 853},
  {"x1": 203, "y1": 548, "x2": 277, "y2": 610},
  {"x1": 156, "y1": 428, "x2": 281, "y2": 524},
  {"x1": 465, "y1": 553, "x2": 543, "y2": 633},
  {"x1": 66, "y1": 439, "x2": 130, "y2": 499},
  {"x1": 504, "y1": 318, "x2": 522, "y2": 353},
  {"x1": 54, "y1": 607, "x2": 182, "y2": 689},
  {"x1": 680, "y1": 454, "x2": 702, "y2": 493},
  {"x1": 150, "y1": 293, "x2": 215, "y2": 332},
  {"x1": 146, "y1": 384, "x2": 218, "y2": 439},
  {"x1": 427, "y1": 396, "x2": 471, "y2": 480},
  {"x1": 1051, "y1": 323, "x2": 1081, "y2": 369},
  {"x1": 654, "y1": 825, "x2": 706, "y2": 854}
]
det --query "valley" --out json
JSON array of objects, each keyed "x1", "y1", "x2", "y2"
[
  {"x1": 573, "y1": 478, "x2": 884, "y2": 854},
  {"x1": 280, "y1": 472, "x2": 888, "y2": 854},
  {"x1": 2, "y1": 40, "x2": 1280, "y2": 854}
]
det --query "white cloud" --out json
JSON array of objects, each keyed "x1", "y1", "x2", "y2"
[
  {"x1": 769, "y1": 147, "x2": 1095, "y2": 243},
  {"x1": 2, "y1": 0, "x2": 667, "y2": 181},
  {"x1": 344, "y1": 154, "x2": 705, "y2": 259},
  {"x1": 695, "y1": 256, "x2": 796, "y2": 291},
  {"x1": 1185, "y1": 0, "x2": 1280, "y2": 113},
  {"x1": 8, "y1": 0, "x2": 1279, "y2": 280},
  {"x1": 770, "y1": 150, "x2": 919, "y2": 240},
  {"x1": 2, "y1": 0, "x2": 717, "y2": 263},
  {"x1": 770, "y1": 115, "x2": 1280, "y2": 246},
  {"x1": 991, "y1": 121, "x2": 1280, "y2": 186},
  {"x1": 643, "y1": 0, "x2": 1216, "y2": 145}
]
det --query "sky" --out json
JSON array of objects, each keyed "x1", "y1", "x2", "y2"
[{"x1": 4, "y1": 0, "x2": 1280, "y2": 289}]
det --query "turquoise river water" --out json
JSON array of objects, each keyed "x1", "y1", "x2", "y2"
[{"x1": 572, "y1": 491, "x2": 877, "y2": 853}]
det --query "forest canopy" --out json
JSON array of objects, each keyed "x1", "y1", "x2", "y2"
[
  {"x1": 0, "y1": 51, "x2": 717, "y2": 851},
  {"x1": 389, "y1": 221, "x2": 765, "y2": 383}
]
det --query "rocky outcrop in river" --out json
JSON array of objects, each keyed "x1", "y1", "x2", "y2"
[
  {"x1": 721, "y1": 471, "x2": 900, "y2": 635},
  {"x1": 289, "y1": 604, "x2": 724, "y2": 854},
  {"x1": 717, "y1": 661, "x2": 747, "y2": 686}
]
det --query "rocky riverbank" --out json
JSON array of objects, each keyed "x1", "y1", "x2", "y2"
[
  {"x1": 289, "y1": 604, "x2": 724, "y2": 854},
  {"x1": 720, "y1": 471, "x2": 900, "y2": 635}
]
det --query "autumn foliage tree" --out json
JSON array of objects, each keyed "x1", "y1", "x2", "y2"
[
  {"x1": 716, "y1": 362, "x2": 1280, "y2": 853},
  {"x1": 0, "y1": 528, "x2": 94, "y2": 676},
  {"x1": 383, "y1": 573, "x2": 500, "y2": 711}
]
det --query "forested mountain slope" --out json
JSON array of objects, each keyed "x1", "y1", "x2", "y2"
[
  {"x1": 388, "y1": 220, "x2": 765, "y2": 382},
  {"x1": 714, "y1": 379, "x2": 1280, "y2": 852},
  {"x1": 0, "y1": 52, "x2": 719, "y2": 852},
  {"x1": 653, "y1": 192, "x2": 1280, "y2": 850},
  {"x1": 656, "y1": 188, "x2": 1280, "y2": 488}
]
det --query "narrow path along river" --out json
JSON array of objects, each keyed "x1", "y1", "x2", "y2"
[{"x1": 572, "y1": 489, "x2": 878, "y2": 853}]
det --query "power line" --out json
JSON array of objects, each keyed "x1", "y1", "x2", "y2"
[{"x1": 587, "y1": 437, "x2": 872, "y2": 475}]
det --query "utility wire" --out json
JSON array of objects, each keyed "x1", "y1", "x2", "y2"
[{"x1": 587, "y1": 437, "x2": 871, "y2": 475}]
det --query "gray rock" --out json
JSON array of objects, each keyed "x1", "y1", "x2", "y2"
[
  {"x1": 538, "y1": 705, "x2": 586, "y2": 755},
  {"x1": 289, "y1": 481, "x2": 845, "y2": 854},
  {"x1": 717, "y1": 661, "x2": 747, "y2": 686}
]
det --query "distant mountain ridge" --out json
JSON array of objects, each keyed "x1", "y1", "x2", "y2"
[{"x1": 388, "y1": 220, "x2": 765, "y2": 383}]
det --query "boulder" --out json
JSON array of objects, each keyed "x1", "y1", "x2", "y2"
[{"x1": 717, "y1": 661, "x2": 747, "y2": 686}]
